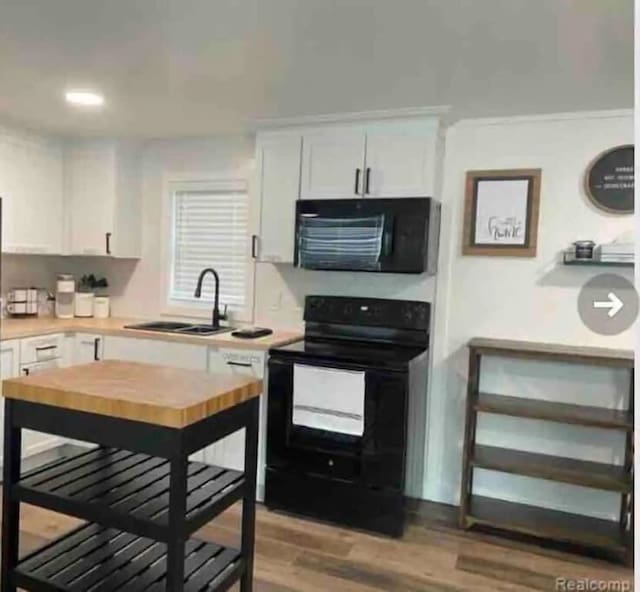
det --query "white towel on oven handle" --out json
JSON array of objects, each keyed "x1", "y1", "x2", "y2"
[{"x1": 292, "y1": 364, "x2": 365, "y2": 437}]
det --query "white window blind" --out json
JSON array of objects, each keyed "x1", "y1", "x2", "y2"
[{"x1": 170, "y1": 183, "x2": 249, "y2": 311}]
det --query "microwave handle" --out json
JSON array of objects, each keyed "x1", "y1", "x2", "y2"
[{"x1": 381, "y1": 217, "x2": 394, "y2": 257}]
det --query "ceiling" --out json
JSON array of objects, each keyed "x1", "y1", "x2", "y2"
[{"x1": 0, "y1": 0, "x2": 633, "y2": 138}]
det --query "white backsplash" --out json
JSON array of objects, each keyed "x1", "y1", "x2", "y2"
[
  {"x1": 254, "y1": 261, "x2": 437, "y2": 330},
  {"x1": 1, "y1": 254, "x2": 139, "y2": 317}
]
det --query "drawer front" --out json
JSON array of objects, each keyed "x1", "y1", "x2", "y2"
[
  {"x1": 21, "y1": 358, "x2": 61, "y2": 376},
  {"x1": 20, "y1": 333, "x2": 64, "y2": 364},
  {"x1": 209, "y1": 348, "x2": 265, "y2": 379}
]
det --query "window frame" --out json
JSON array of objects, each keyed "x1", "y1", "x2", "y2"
[{"x1": 160, "y1": 173, "x2": 255, "y2": 324}]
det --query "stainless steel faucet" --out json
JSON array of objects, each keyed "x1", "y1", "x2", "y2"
[{"x1": 194, "y1": 268, "x2": 222, "y2": 328}]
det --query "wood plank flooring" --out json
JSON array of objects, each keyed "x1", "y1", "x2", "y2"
[{"x1": 7, "y1": 500, "x2": 633, "y2": 591}]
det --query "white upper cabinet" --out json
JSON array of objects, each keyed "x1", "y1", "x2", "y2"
[
  {"x1": 298, "y1": 118, "x2": 440, "y2": 200},
  {"x1": 0, "y1": 128, "x2": 64, "y2": 254},
  {"x1": 254, "y1": 132, "x2": 302, "y2": 263},
  {"x1": 65, "y1": 140, "x2": 142, "y2": 257},
  {"x1": 300, "y1": 128, "x2": 366, "y2": 199},
  {"x1": 364, "y1": 120, "x2": 438, "y2": 198}
]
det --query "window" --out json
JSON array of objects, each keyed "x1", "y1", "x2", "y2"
[{"x1": 168, "y1": 179, "x2": 251, "y2": 318}]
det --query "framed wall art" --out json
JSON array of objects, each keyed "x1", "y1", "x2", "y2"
[
  {"x1": 584, "y1": 145, "x2": 634, "y2": 214},
  {"x1": 462, "y1": 168, "x2": 541, "y2": 257}
]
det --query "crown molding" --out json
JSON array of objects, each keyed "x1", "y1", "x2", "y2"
[
  {"x1": 454, "y1": 108, "x2": 633, "y2": 128},
  {"x1": 252, "y1": 105, "x2": 451, "y2": 130}
]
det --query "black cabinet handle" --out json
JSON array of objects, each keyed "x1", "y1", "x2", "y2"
[
  {"x1": 354, "y1": 168, "x2": 361, "y2": 195},
  {"x1": 365, "y1": 168, "x2": 371, "y2": 194},
  {"x1": 227, "y1": 361, "x2": 252, "y2": 368},
  {"x1": 251, "y1": 235, "x2": 258, "y2": 259},
  {"x1": 106, "y1": 232, "x2": 112, "y2": 255},
  {"x1": 35, "y1": 345, "x2": 57, "y2": 352},
  {"x1": 22, "y1": 368, "x2": 30, "y2": 376},
  {"x1": 93, "y1": 337, "x2": 101, "y2": 361}
]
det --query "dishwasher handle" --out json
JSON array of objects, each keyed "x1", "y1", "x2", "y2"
[{"x1": 226, "y1": 361, "x2": 253, "y2": 368}]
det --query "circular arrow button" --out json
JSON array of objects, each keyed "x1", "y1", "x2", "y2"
[{"x1": 578, "y1": 273, "x2": 638, "y2": 335}]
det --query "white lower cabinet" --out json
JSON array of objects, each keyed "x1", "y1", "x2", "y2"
[
  {"x1": 0, "y1": 340, "x2": 20, "y2": 455},
  {"x1": 102, "y1": 336, "x2": 209, "y2": 462},
  {"x1": 206, "y1": 348, "x2": 266, "y2": 498},
  {"x1": 74, "y1": 333, "x2": 104, "y2": 364},
  {"x1": 102, "y1": 335, "x2": 207, "y2": 369},
  {"x1": 2, "y1": 338, "x2": 61, "y2": 460}
]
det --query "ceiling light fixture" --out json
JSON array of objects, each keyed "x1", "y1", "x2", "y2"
[{"x1": 65, "y1": 90, "x2": 105, "y2": 107}]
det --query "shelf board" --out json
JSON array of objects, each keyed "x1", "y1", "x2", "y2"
[
  {"x1": 468, "y1": 338, "x2": 633, "y2": 367},
  {"x1": 466, "y1": 495, "x2": 629, "y2": 552},
  {"x1": 472, "y1": 445, "x2": 631, "y2": 493},
  {"x1": 475, "y1": 393, "x2": 633, "y2": 431},
  {"x1": 16, "y1": 447, "x2": 245, "y2": 541},
  {"x1": 562, "y1": 255, "x2": 634, "y2": 268},
  {"x1": 15, "y1": 522, "x2": 243, "y2": 592}
]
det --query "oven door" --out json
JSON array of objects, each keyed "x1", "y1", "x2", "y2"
[{"x1": 267, "y1": 356, "x2": 408, "y2": 490}]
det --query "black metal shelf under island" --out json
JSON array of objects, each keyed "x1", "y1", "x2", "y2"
[{"x1": 0, "y1": 359, "x2": 262, "y2": 592}]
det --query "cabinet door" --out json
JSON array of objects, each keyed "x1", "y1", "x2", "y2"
[
  {"x1": 102, "y1": 335, "x2": 208, "y2": 461},
  {"x1": 67, "y1": 143, "x2": 116, "y2": 255},
  {"x1": 0, "y1": 131, "x2": 64, "y2": 254},
  {"x1": 102, "y1": 336, "x2": 207, "y2": 369},
  {"x1": 300, "y1": 128, "x2": 366, "y2": 199},
  {"x1": 255, "y1": 133, "x2": 302, "y2": 263},
  {"x1": 364, "y1": 121, "x2": 438, "y2": 198},
  {"x1": 0, "y1": 341, "x2": 20, "y2": 457},
  {"x1": 20, "y1": 360, "x2": 62, "y2": 456},
  {"x1": 205, "y1": 349, "x2": 265, "y2": 476},
  {"x1": 74, "y1": 333, "x2": 103, "y2": 364}
]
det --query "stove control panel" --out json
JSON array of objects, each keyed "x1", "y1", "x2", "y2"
[{"x1": 305, "y1": 296, "x2": 429, "y2": 330}]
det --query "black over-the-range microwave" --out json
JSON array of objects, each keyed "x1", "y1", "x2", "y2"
[{"x1": 294, "y1": 197, "x2": 440, "y2": 274}]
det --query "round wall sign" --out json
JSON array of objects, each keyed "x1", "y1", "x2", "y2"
[{"x1": 584, "y1": 145, "x2": 634, "y2": 214}]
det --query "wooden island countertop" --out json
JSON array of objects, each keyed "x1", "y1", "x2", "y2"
[{"x1": 2, "y1": 360, "x2": 262, "y2": 428}]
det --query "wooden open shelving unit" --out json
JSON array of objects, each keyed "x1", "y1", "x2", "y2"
[{"x1": 459, "y1": 338, "x2": 634, "y2": 563}]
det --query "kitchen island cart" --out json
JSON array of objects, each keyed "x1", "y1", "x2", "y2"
[{"x1": 1, "y1": 360, "x2": 262, "y2": 591}]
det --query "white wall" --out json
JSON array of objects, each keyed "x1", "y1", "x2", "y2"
[
  {"x1": 254, "y1": 264, "x2": 436, "y2": 330},
  {"x1": 426, "y1": 110, "x2": 634, "y2": 518},
  {"x1": 107, "y1": 136, "x2": 254, "y2": 318}
]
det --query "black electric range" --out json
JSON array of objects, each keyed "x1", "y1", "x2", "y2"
[{"x1": 265, "y1": 295, "x2": 431, "y2": 537}]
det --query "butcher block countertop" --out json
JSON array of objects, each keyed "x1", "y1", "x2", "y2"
[
  {"x1": 0, "y1": 317, "x2": 302, "y2": 350},
  {"x1": 2, "y1": 360, "x2": 262, "y2": 427}
]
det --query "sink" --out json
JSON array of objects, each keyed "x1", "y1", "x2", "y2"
[
  {"x1": 125, "y1": 321, "x2": 194, "y2": 332},
  {"x1": 125, "y1": 321, "x2": 233, "y2": 337},
  {"x1": 175, "y1": 325, "x2": 234, "y2": 336}
]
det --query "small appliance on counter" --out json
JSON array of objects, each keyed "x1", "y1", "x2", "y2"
[
  {"x1": 6, "y1": 288, "x2": 39, "y2": 317},
  {"x1": 55, "y1": 274, "x2": 75, "y2": 319}
]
